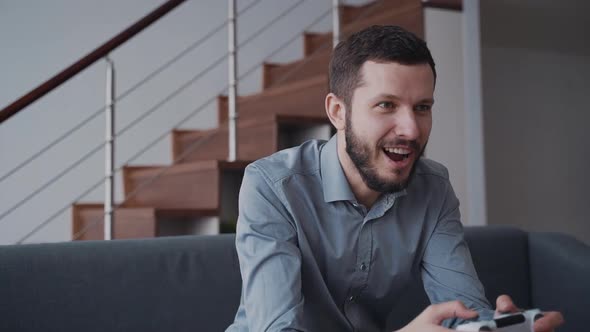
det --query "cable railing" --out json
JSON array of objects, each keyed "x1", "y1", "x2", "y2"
[
  {"x1": 0, "y1": 0, "x2": 278, "y2": 226},
  {"x1": 3, "y1": 0, "x2": 412, "y2": 244},
  {"x1": 17, "y1": 0, "x2": 339, "y2": 244},
  {"x1": 6, "y1": 0, "x2": 323, "y2": 243},
  {"x1": 0, "y1": 0, "x2": 265, "y2": 187},
  {"x1": 0, "y1": 0, "x2": 187, "y2": 124}
]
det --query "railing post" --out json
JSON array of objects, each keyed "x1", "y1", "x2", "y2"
[
  {"x1": 332, "y1": 0, "x2": 340, "y2": 48},
  {"x1": 104, "y1": 57, "x2": 116, "y2": 240},
  {"x1": 228, "y1": 0, "x2": 238, "y2": 162}
]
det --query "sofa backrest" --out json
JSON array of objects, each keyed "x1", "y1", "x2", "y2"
[
  {"x1": 0, "y1": 226, "x2": 532, "y2": 332},
  {"x1": 0, "y1": 234, "x2": 242, "y2": 332},
  {"x1": 384, "y1": 226, "x2": 531, "y2": 330}
]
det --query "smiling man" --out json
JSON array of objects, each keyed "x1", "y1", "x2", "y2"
[{"x1": 226, "y1": 25, "x2": 563, "y2": 332}]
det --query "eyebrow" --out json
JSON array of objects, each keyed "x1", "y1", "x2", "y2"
[{"x1": 373, "y1": 94, "x2": 435, "y2": 104}]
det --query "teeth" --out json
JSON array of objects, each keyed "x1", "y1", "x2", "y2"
[{"x1": 384, "y1": 147, "x2": 411, "y2": 155}]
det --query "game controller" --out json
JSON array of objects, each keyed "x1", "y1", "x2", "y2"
[{"x1": 456, "y1": 309, "x2": 543, "y2": 331}]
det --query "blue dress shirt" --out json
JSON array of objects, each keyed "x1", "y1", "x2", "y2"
[{"x1": 226, "y1": 136, "x2": 493, "y2": 331}]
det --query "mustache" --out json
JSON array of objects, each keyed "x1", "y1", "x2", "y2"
[{"x1": 379, "y1": 138, "x2": 421, "y2": 152}]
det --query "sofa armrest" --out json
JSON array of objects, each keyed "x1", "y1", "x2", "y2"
[{"x1": 528, "y1": 232, "x2": 590, "y2": 332}]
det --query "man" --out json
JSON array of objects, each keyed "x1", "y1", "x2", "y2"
[{"x1": 226, "y1": 25, "x2": 563, "y2": 331}]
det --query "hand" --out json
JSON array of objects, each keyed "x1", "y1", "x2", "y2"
[
  {"x1": 396, "y1": 300, "x2": 479, "y2": 332},
  {"x1": 495, "y1": 294, "x2": 564, "y2": 332}
]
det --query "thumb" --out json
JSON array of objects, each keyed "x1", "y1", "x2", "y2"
[
  {"x1": 495, "y1": 294, "x2": 520, "y2": 315},
  {"x1": 424, "y1": 301, "x2": 479, "y2": 325}
]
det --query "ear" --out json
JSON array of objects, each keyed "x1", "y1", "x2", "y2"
[{"x1": 325, "y1": 93, "x2": 346, "y2": 131}]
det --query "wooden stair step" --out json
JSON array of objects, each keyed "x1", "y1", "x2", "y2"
[
  {"x1": 263, "y1": 0, "x2": 423, "y2": 89},
  {"x1": 262, "y1": 3, "x2": 380, "y2": 89},
  {"x1": 219, "y1": 75, "x2": 328, "y2": 124},
  {"x1": 263, "y1": 49, "x2": 331, "y2": 89},
  {"x1": 72, "y1": 203, "x2": 219, "y2": 240},
  {"x1": 183, "y1": 76, "x2": 329, "y2": 162},
  {"x1": 173, "y1": 113, "x2": 331, "y2": 163},
  {"x1": 171, "y1": 128, "x2": 217, "y2": 162},
  {"x1": 173, "y1": 116, "x2": 278, "y2": 162},
  {"x1": 304, "y1": 0, "x2": 424, "y2": 56},
  {"x1": 122, "y1": 160, "x2": 249, "y2": 222}
]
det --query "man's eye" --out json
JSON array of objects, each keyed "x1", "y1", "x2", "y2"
[
  {"x1": 415, "y1": 104, "x2": 432, "y2": 112},
  {"x1": 377, "y1": 101, "x2": 395, "y2": 109}
]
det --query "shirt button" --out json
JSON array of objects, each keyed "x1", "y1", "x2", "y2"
[
  {"x1": 348, "y1": 295, "x2": 356, "y2": 302},
  {"x1": 360, "y1": 263, "x2": 367, "y2": 271}
]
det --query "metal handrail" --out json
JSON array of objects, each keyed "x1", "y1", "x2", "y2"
[
  {"x1": 0, "y1": 0, "x2": 187, "y2": 124},
  {"x1": 12, "y1": 0, "x2": 464, "y2": 243},
  {"x1": 0, "y1": 0, "x2": 273, "y2": 224},
  {"x1": 17, "y1": 0, "x2": 336, "y2": 243},
  {"x1": 0, "y1": 0, "x2": 264, "y2": 187},
  {"x1": 11, "y1": 0, "x2": 309, "y2": 242}
]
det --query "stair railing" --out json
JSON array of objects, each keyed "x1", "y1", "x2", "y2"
[
  {"x1": 104, "y1": 57, "x2": 116, "y2": 240},
  {"x1": 228, "y1": 0, "x2": 238, "y2": 162},
  {"x1": 72, "y1": 1, "x2": 343, "y2": 243},
  {"x1": 0, "y1": 0, "x2": 269, "y2": 242},
  {"x1": 2, "y1": 0, "x2": 312, "y2": 243},
  {"x1": 333, "y1": 0, "x2": 341, "y2": 48},
  {"x1": 1, "y1": 0, "x2": 435, "y2": 244},
  {"x1": 69, "y1": 0, "x2": 393, "y2": 242}
]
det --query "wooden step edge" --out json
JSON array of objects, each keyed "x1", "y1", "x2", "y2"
[
  {"x1": 71, "y1": 203, "x2": 102, "y2": 234},
  {"x1": 123, "y1": 159, "x2": 251, "y2": 178},
  {"x1": 304, "y1": 0, "x2": 424, "y2": 55},
  {"x1": 342, "y1": 0, "x2": 423, "y2": 34},
  {"x1": 275, "y1": 113, "x2": 330, "y2": 126},
  {"x1": 263, "y1": 62, "x2": 281, "y2": 90},
  {"x1": 215, "y1": 75, "x2": 327, "y2": 121},
  {"x1": 172, "y1": 129, "x2": 194, "y2": 161},
  {"x1": 72, "y1": 203, "x2": 158, "y2": 240},
  {"x1": 123, "y1": 160, "x2": 219, "y2": 178},
  {"x1": 154, "y1": 207, "x2": 220, "y2": 218},
  {"x1": 422, "y1": 0, "x2": 462, "y2": 11},
  {"x1": 241, "y1": 74, "x2": 327, "y2": 101},
  {"x1": 304, "y1": 32, "x2": 329, "y2": 57},
  {"x1": 172, "y1": 128, "x2": 217, "y2": 160},
  {"x1": 217, "y1": 160, "x2": 253, "y2": 171},
  {"x1": 218, "y1": 95, "x2": 228, "y2": 124},
  {"x1": 339, "y1": 2, "x2": 377, "y2": 25},
  {"x1": 262, "y1": 47, "x2": 331, "y2": 81},
  {"x1": 171, "y1": 116, "x2": 278, "y2": 162}
]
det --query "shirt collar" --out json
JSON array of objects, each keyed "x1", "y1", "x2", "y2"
[{"x1": 320, "y1": 135, "x2": 357, "y2": 203}]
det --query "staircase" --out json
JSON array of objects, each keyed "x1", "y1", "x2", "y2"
[{"x1": 72, "y1": 0, "x2": 426, "y2": 240}]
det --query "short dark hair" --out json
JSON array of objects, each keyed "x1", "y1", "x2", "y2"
[{"x1": 329, "y1": 25, "x2": 436, "y2": 106}]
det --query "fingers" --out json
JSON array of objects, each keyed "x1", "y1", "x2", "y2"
[
  {"x1": 425, "y1": 301, "x2": 479, "y2": 325},
  {"x1": 533, "y1": 311, "x2": 564, "y2": 332},
  {"x1": 495, "y1": 294, "x2": 520, "y2": 314}
]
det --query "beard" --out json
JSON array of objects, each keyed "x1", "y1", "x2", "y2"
[{"x1": 345, "y1": 112, "x2": 425, "y2": 194}]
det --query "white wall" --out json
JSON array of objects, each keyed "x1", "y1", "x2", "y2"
[
  {"x1": 480, "y1": 0, "x2": 590, "y2": 243},
  {"x1": 424, "y1": 8, "x2": 473, "y2": 225}
]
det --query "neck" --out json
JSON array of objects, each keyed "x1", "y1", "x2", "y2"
[{"x1": 336, "y1": 135, "x2": 380, "y2": 209}]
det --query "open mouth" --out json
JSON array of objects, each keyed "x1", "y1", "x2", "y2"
[{"x1": 383, "y1": 147, "x2": 412, "y2": 162}]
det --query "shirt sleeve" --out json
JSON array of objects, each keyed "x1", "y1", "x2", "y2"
[
  {"x1": 235, "y1": 163, "x2": 307, "y2": 332},
  {"x1": 420, "y1": 181, "x2": 495, "y2": 328}
]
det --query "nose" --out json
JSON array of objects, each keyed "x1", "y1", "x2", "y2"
[{"x1": 393, "y1": 107, "x2": 419, "y2": 140}]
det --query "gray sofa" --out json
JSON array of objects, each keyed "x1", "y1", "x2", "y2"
[{"x1": 0, "y1": 226, "x2": 588, "y2": 332}]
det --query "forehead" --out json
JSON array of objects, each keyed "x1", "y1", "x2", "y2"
[{"x1": 354, "y1": 61, "x2": 435, "y2": 101}]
